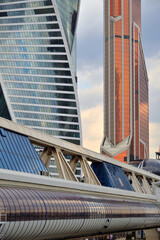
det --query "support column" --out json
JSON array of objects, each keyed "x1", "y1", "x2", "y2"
[
  {"x1": 69, "y1": 156, "x2": 79, "y2": 173},
  {"x1": 52, "y1": 148, "x2": 78, "y2": 182},
  {"x1": 130, "y1": 172, "x2": 143, "y2": 193},
  {"x1": 141, "y1": 176, "x2": 153, "y2": 195},
  {"x1": 79, "y1": 156, "x2": 101, "y2": 185},
  {"x1": 40, "y1": 147, "x2": 52, "y2": 169}
]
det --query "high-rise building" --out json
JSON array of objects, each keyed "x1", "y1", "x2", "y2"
[
  {"x1": 101, "y1": 0, "x2": 149, "y2": 162},
  {"x1": 0, "y1": 0, "x2": 82, "y2": 177}
]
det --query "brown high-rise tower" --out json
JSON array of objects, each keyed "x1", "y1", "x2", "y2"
[{"x1": 101, "y1": 0, "x2": 149, "y2": 162}]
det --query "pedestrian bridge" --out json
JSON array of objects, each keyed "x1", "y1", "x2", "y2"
[{"x1": 0, "y1": 117, "x2": 160, "y2": 240}]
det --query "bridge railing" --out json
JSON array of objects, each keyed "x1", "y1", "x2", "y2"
[{"x1": 0, "y1": 117, "x2": 160, "y2": 197}]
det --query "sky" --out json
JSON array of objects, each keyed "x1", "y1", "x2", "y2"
[{"x1": 76, "y1": 0, "x2": 160, "y2": 158}]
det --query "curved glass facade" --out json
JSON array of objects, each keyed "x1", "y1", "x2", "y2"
[
  {"x1": 56, "y1": 0, "x2": 79, "y2": 51},
  {"x1": 0, "y1": 0, "x2": 81, "y2": 145},
  {"x1": 0, "y1": 0, "x2": 82, "y2": 178}
]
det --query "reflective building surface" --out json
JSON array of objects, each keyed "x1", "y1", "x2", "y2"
[
  {"x1": 0, "y1": 0, "x2": 81, "y2": 144},
  {"x1": 0, "y1": 0, "x2": 82, "y2": 177},
  {"x1": 138, "y1": 159, "x2": 160, "y2": 176},
  {"x1": 101, "y1": 0, "x2": 149, "y2": 162},
  {"x1": 1, "y1": 185, "x2": 160, "y2": 240}
]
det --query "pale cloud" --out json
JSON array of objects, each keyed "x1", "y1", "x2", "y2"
[
  {"x1": 78, "y1": 65, "x2": 103, "y2": 110},
  {"x1": 146, "y1": 53, "x2": 160, "y2": 123},
  {"x1": 81, "y1": 105, "x2": 103, "y2": 152},
  {"x1": 147, "y1": 52, "x2": 160, "y2": 158},
  {"x1": 79, "y1": 83, "x2": 103, "y2": 110},
  {"x1": 78, "y1": 65, "x2": 103, "y2": 87},
  {"x1": 147, "y1": 52, "x2": 160, "y2": 89}
]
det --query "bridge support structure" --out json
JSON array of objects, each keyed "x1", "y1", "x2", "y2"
[
  {"x1": 1, "y1": 118, "x2": 160, "y2": 239},
  {"x1": 0, "y1": 117, "x2": 159, "y2": 194},
  {"x1": 40, "y1": 146, "x2": 101, "y2": 185}
]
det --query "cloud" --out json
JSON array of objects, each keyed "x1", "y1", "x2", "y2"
[
  {"x1": 78, "y1": 65, "x2": 103, "y2": 110},
  {"x1": 146, "y1": 52, "x2": 160, "y2": 122},
  {"x1": 81, "y1": 105, "x2": 103, "y2": 152},
  {"x1": 147, "y1": 52, "x2": 160, "y2": 158},
  {"x1": 77, "y1": 0, "x2": 104, "y2": 152},
  {"x1": 147, "y1": 52, "x2": 160, "y2": 89},
  {"x1": 78, "y1": 65, "x2": 103, "y2": 87},
  {"x1": 79, "y1": 84, "x2": 103, "y2": 110}
]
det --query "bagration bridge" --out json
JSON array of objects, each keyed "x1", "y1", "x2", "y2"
[{"x1": 0, "y1": 117, "x2": 160, "y2": 240}]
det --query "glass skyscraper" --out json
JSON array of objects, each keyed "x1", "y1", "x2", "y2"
[
  {"x1": 101, "y1": 0, "x2": 149, "y2": 162},
  {"x1": 0, "y1": 0, "x2": 82, "y2": 176}
]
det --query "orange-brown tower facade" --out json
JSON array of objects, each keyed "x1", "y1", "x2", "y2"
[{"x1": 101, "y1": 0, "x2": 149, "y2": 162}]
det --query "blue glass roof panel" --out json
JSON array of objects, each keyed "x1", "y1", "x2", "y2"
[
  {"x1": 92, "y1": 162, "x2": 134, "y2": 191},
  {"x1": 0, "y1": 127, "x2": 48, "y2": 175}
]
